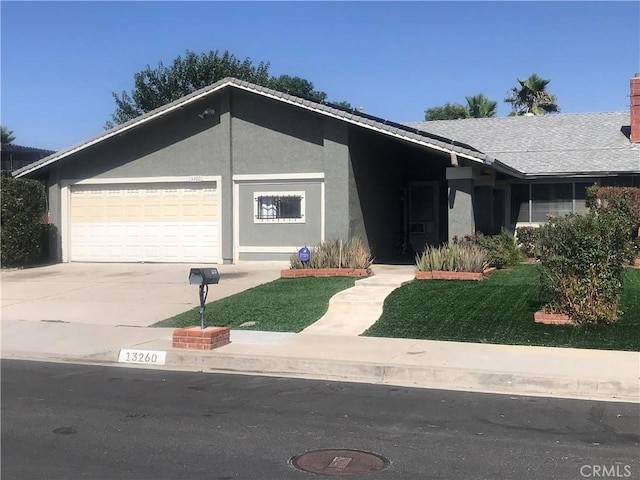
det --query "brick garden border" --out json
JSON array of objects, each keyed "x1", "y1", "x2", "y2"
[
  {"x1": 281, "y1": 268, "x2": 370, "y2": 278},
  {"x1": 415, "y1": 267, "x2": 496, "y2": 281},
  {"x1": 534, "y1": 312, "x2": 576, "y2": 325}
]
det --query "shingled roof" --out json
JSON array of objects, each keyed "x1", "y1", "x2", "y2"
[
  {"x1": 15, "y1": 77, "x2": 520, "y2": 178},
  {"x1": 406, "y1": 112, "x2": 640, "y2": 177},
  {"x1": 14, "y1": 77, "x2": 640, "y2": 179}
]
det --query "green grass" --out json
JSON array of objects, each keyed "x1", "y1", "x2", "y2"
[
  {"x1": 153, "y1": 277, "x2": 356, "y2": 332},
  {"x1": 363, "y1": 264, "x2": 640, "y2": 351}
]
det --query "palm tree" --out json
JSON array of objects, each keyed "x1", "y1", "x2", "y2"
[
  {"x1": 1, "y1": 126, "x2": 15, "y2": 145},
  {"x1": 505, "y1": 73, "x2": 560, "y2": 115},
  {"x1": 465, "y1": 94, "x2": 497, "y2": 118}
]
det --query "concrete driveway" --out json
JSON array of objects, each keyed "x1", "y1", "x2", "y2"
[{"x1": 1, "y1": 262, "x2": 288, "y2": 327}]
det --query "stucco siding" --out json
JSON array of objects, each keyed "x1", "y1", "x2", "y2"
[
  {"x1": 231, "y1": 91, "x2": 325, "y2": 175},
  {"x1": 322, "y1": 119, "x2": 350, "y2": 241},
  {"x1": 448, "y1": 177, "x2": 475, "y2": 240},
  {"x1": 348, "y1": 149, "x2": 367, "y2": 244},
  {"x1": 46, "y1": 171, "x2": 62, "y2": 261},
  {"x1": 56, "y1": 99, "x2": 231, "y2": 181},
  {"x1": 237, "y1": 182, "x2": 323, "y2": 247}
]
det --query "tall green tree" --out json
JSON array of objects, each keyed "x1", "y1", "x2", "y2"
[
  {"x1": 268, "y1": 74, "x2": 327, "y2": 102},
  {"x1": 424, "y1": 94, "x2": 497, "y2": 121},
  {"x1": 107, "y1": 50, "x2": 330, "y2": 128},
  {"x1": 424, "y1": 102, "x2": 470, "y2": 121},
  {"x1": 330, "y1": 100, "x2": 353, "y2": 109},
  {"x1": 1, "y1": 126, "x2": 15, "y2": 145},
  {"x1": 504, "y1": 73, "x2": 560, "y2": 116}
]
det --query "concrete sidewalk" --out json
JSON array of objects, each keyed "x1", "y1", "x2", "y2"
[
  {"x1": 2, "y1": 320, "x2": 638, "y2": 403},
  {"x1": 1, "y1": 263, "x2": 639, "y2": 403}
]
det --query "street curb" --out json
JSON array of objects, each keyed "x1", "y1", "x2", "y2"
[
  {"x1": 3, "y1": 349, "x2": 638, "y2": 404},
  {"x1": 162, "y1": 351, "x2": 639, "y2": 403}
]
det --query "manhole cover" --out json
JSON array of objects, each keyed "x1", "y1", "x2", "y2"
[{"x1": 290, "y1": 449, "x2": 389, "y2": 476}]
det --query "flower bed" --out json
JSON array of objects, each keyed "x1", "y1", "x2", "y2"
[{"x1": 281, "y1": 268, "x2": 369, "y2": 278}]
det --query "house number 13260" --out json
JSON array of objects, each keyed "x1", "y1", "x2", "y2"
[
  {"x1": 127, "y1": 352, "x2": 157, "y2": 363},
  {"x1": 118, "y1": 349, "x2": 167, "y2": 365}
]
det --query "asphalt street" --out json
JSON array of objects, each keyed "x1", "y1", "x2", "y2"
[{"x1": 2, "y1": 360, "x2": 638, "y2": 480}]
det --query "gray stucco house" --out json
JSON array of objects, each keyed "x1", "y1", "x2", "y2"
[{"x1": 15, "y1": 75, "x2": 640, "y2": 264}]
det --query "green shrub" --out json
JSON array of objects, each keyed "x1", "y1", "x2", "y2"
[
  {"x1": 416, "y1": 243, "x2": 488, "y2": 273},
  {"x1": 515, "y1": 226, "x2": 540, "y2": 258},
  {"x1": 477, "y1": 229, "x2": 523, "y2": 269},
  {"x1": 289, "y1": 237, "x2": 373, "y2": 271},
  {"x1": 586, "y1": 186, "x2": 640, "y2": 225},
  {"x1": 416, "y1": 245, "x2": 444, "y2": 271},
  {"x1": 586, "y1": 186, "x2": 640, "y2": 264},
  {"x1": 456, "y1": 243, "x2": 490, "y2": 272},
  {"x1": 1, "y1": 177, "x2": 47, "y2": 267},
  {"x1": 537, "y1": 212, "x2": 629, "y2": 324}
]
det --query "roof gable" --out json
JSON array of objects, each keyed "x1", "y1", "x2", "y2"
[
  {"x1": 13, "y1": 78, "x2": 639, "y2": 179},
  {"x1": 14, "y1": 77, "x2": 515, "y2": 178}
]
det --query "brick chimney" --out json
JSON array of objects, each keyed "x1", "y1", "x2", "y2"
[{"x1": 631, "y1": 73, "x2": 640, "y2": 143}]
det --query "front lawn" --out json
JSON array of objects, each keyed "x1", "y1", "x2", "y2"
[
  {"x1": 153, "y1": 277, "x2": 356, "y2": 332},
  {"x1": 363, "y1": 264, "x2": 640, "y2": 351}
]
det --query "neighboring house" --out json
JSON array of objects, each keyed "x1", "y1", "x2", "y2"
[
  {"x1": 1, "y1": 144, "x2": 55, "y2": 175},
  {"x1": 14, "y1": 75, "x2": 640, "y2": 264},
  {"x1": 406, "y1": 110, "x2": 640, "y2": 234}
]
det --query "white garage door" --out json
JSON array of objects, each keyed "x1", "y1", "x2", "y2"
[{"x1": 69, "y1": 182, "x2": 219, "y2": 262}]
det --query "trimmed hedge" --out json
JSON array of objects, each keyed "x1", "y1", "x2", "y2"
[{"x1": 1, "y1": 177, "x2": 46, "y2": 267}]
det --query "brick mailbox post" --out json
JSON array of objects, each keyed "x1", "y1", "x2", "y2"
[{"x1": 172, "y1": 268, "x2": 231, "y2": 350}]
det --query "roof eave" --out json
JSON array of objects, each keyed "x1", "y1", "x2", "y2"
[
  {"x1": 482, "y1": 157, "x2": 525, "y2": 178},
  {"x1": 521, "y1": 170, "x2": 640, "y2": 179}
]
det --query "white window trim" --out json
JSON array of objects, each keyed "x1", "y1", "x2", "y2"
[
  {"x1": 232, "y1": 175, "x2": 325, "y2": 263},
  {"x1": 253, "y1": 191, "x2": 306, "y2": 224},
  {"x1": 233, "y1": 172, "x2": 324, "y2": 182},
  {"x1": 237, "y1": 246, "x2": 301, "y2": 253}
]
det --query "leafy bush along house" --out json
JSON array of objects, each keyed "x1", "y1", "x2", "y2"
[{"x1": 14, "y1": 75, "x2": 640, "y2": 264}]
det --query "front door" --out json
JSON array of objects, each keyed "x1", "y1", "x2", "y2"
[{"x1": 408, "y1": 182, "x2": 439, "y2": 254}]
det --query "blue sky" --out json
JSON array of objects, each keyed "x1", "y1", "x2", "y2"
[{"x1": 1, "y1": 1, "x2": 639, "y2": 150}]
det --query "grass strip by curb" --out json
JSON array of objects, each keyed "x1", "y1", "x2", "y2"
[{"x1": 153, "y1": 277, "x2": 356, "y2": 332}]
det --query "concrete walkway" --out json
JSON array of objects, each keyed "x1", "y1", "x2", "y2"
[
  {"x1": 2, "y1": 262, "x2": 639, "y2": 403},
  {"x1": 300, "y1": 264, "x2": 414, "y2": 336}
]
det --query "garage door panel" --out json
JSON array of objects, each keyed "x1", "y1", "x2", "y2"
[{"x1": 70, "y1": 182, "x2": 219, "y2": 263}]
